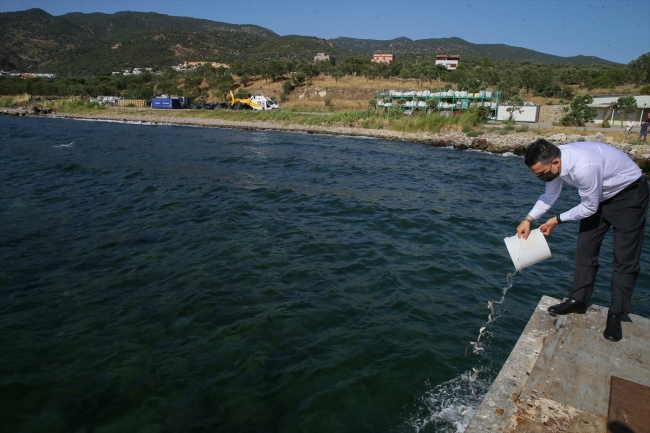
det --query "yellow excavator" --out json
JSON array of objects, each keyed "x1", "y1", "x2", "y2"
[{"x1": 229, "y1": 91, "x2": 280, "y2": 111}]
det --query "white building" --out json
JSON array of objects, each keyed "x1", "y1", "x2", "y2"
[
  {"x1": 314, "y1": 53, "x2": 335, "y2": 65},
  {"x1": 435, "y1": 54, "x2": 460, "y2": 71},
  {"x1": 496, "y1": 103, "x2": 540, "y2": 122},
  {"x1": 588, "y1": 95, "x2": 650, "y2": 126}
]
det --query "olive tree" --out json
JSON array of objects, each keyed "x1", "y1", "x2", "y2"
[
  {"x1": 561, "y1": 94, "x2": 597, "y2": 126},
  {"x1": 616, "y1": 95, "x2": 637, "y2": 128},
  {"x1": 506, "y1": 94, "x2": 524, "y2": 120}
]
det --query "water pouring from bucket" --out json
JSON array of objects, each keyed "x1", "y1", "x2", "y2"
[
  {"x1": 467, "y1": 230, "x2": 552, "y2": 361},
  {"x1": 504, "y1": 228, "x2": 552, "y2": 272}
]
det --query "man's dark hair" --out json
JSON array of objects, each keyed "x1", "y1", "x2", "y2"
[{"x1": 525, "y1": 139, "x2": 561, "y2": 167}]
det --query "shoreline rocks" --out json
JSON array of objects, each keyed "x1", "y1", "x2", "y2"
[{"x1": 3, "y1": 107, "x2": 649, "y2": 174}]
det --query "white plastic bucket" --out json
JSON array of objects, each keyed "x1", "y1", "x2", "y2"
[{"x1": 504, "y1": 228, "x2": 552, "y2": 272}]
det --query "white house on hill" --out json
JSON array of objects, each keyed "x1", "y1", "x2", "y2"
[{"x1": 435, "y1": 54, "x2": 460, "y2": 70}]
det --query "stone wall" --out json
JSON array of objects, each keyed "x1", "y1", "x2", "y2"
[{"x1": 539, "y1": 105, "x2": 565, "y2": 124}]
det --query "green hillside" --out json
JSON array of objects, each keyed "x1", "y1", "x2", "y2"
[
  {"x1": 0, "y1": 8, "x2": 620, "y2": 75},
  {"x1": 248, "y1": 35, "x2": 350, "y2": 62},
  {"x1": 329, "y1": 36, "x2": 619, "y2": 66},
  {"x1": 40, "y1": 30, "x2": 271, "y2": 75},
  {"x1": 62, "y1": 10, "x2": 277, "y2": 41},
  {"x1": 0, "y1": 9, "x2": 281, "y2": 73}
]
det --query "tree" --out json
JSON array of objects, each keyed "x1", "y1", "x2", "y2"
[
  {"x1": 560, "y1": 85, "x2": 575, "y2": 100},
  {"x1": 282, "y1": 80, "x2": 294, "y2": 95},
  {"x1": 216, "y1": 75, "x2": 234, "y2": 99},
  {"x1": 457, "y1": 76, "x2": 481, "y2": 93},
  {"x1": 265, "y1": 59, "x2": 284, "y2": 82},
  {"x1": 616, "y1": 95, "x2": 637, "y2": 128},
  {"x1": 243, "y1": 59, "x2": 261, "y2": 77},
  {"x1": 239, "y1": 74, "x2": 251, "y2": 88},
  {"x1": 231, "y1": 60, "x2": 244, "y2": 76},
  {"x1": 498, "y1": 71, "x2": 521, "y2": 101},
  {"x1": 291, "y1": 71, "x2": 306, "y2": 87},
  {"x1": 506, "y1": 94, "x2": 524, "y2": 120},
  {"x1": 534, "y1": 69, "x2": 560, "y2": 97},
  {"x1": 561, "y1": 94, "x2": 596, "y2": 126},
  {"x1": 591, "y1": 74, "x2": 615, "y2": 90},
  {"x1": 626, "y1": 53, "x2": 650, "y2": 85},
  {"x1": 519, "y1": 65, "x2": 538, "y2": 94}
]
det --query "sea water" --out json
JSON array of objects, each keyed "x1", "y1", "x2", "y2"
[{"x1": 1, "y1": 116, "x2": 649, "y2": 433}]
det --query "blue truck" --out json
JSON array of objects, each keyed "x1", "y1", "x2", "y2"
[{"x1": 151, "y1": 96, "x2": 191, "y2": 109}]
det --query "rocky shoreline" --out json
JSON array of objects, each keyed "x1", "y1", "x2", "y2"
[{"x1": 4, "y1": 107, "x2": 650, "y2": 174}]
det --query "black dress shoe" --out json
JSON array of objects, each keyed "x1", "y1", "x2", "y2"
[
  {"x1": 603, "y1": 311, "x2": 622, "y2": 342},
  {"x1": 547, "y1": 298, "x2": 587, "y2": 315}
]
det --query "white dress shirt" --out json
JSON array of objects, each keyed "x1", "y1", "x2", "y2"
[{"x1": 528, "y1": 142, "x2": 642, "y2": 222}]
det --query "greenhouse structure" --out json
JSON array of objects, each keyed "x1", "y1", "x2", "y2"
[{"x1": 375, "y1": 89, "x2": 501, "y2": 117}]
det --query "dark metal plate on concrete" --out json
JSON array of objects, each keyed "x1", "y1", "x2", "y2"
[{"x1": 607, "y1": 376, "x2": 650, "y2": 433}]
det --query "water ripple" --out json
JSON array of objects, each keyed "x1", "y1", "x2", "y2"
[{"x1": 1, "y1": 116, "x2": 649, "y2": 432}]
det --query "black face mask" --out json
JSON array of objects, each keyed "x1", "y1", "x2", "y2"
[{"x1": 538, "y1": 167, "x2": 560, "y2": 182}]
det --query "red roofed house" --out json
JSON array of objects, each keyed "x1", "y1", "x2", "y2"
[{"x1": 372, "y1": 54, "x2": 394, "y2": 65}]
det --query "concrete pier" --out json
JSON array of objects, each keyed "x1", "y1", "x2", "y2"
[{"x1": 465, "y1": 296, "x2": 650, "y2": 433}]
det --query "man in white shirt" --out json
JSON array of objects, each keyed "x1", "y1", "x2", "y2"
[
  {"x1": 626, "y1": 118, "x2": 634, "y2": 138},
  {"x1": 517, "y1": 139, "x2": 648, "y2": 342}
]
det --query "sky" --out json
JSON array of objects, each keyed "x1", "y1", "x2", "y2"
[{"x1": 2, "y1": 0, "x2": 649, "y2": 64}]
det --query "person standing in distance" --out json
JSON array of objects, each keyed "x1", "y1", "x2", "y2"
[
  {"x1": 517, "y1": 139, "x2": 648, "y2": 342},
  {"x1": 625, "y1": 118, "x2": 634, "y2": 139},
  {"x1": 638, "y1": 120, "x2": 648, "y2": 142}
]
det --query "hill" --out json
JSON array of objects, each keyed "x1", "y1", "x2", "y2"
[
  {"x1": 329, "y1": 36, "x2": 618, "y2": 66},
  {"x1": 0, "y1": 8, "x2": 283, "y2": 73},
  {"x1": 0, "y1": 9, "x2": 619, "y2": 75}
]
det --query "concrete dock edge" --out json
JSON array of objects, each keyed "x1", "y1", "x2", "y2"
[{"x1": 465, "y1": 295, "x2": 650, "y2": 433}]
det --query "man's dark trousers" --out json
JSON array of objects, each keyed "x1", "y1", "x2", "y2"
[{"x1": 570, "y1": 177, "x2": 649, "y2": 314}]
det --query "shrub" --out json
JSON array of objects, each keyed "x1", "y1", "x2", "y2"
[
  {"x1": 235, "y1": 88, "x2": 251, "y2": 99},
  {"x1": 561, "y1": 94, "x2": 596, "y2": 126},
  {"x1": 515, "y1": 125, "x2": 529, "y2": 133},
  {"x1": 639, "y1": 85, "x2": 650, "y2": 95},
  {"x1": 57, "y1": 101, "x2": 105, "y2": 113},
  {"x1": 291, "y1": 72, "x2": 307, "y2": 87},
  {"x1": 282, "y1": 80, "x2": 294, "y2": 95},
  {"x1": 468, "y1": 105, "x2": 492, "y2": 123},
  {"x1": 560, "y1": 86, "x2": 575, "y2": 100},
  {"x1": 0, "y1": 96, "x2": 15, "y2": 107},
  {"x1": 466, "y1": 130, "x2": 480, "y2": 137}
]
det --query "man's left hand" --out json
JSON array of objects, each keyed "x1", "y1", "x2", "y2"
[{"x1": 539, "y1": 217, "x2": 559, "y2": 236}]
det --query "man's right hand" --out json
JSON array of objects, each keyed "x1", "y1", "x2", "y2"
[{"x1": 517, "y1": 220, "x2": 531, "y2": 240}]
